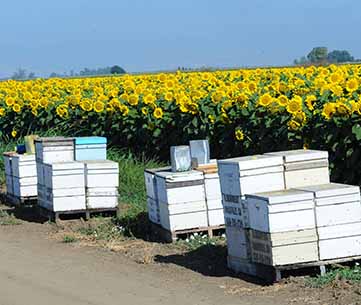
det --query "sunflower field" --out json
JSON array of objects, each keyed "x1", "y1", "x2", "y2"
[{"x1": 1, "y1": 64, "x2": 361, "y2": 184}]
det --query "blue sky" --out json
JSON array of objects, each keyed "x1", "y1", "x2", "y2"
[{"x1": 0, "y1": 0, "x2": 359, "y2": 77}]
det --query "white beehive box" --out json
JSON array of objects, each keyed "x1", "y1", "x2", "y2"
[
  {"x1": 296, "y1": 183, "x2": 361, "y2": 260},
  {"x1": 246, "y1": 189, "x2": 315, "y2": 233},
  {"x1": 159, "y1": 200, "x2": 208, "y2": 231},
  {"x1": 318, "y1": 223, "x2": 361, "y2": 260},
  {"x1": 11, "y1": 154, "x2": 36, "y2": 178},
  {"x1": 81, "y1": 160, "x2": 119, "y2": 209},
  {"x1": 249, "y1": 228, "x2": 318, "y2": 266},
  {"x1": 83, "y1": 160, "x2": 119, "y2": 188},
  {"x1": 43, "y1": 187, "x2": 86, "y2": 212},
  {"x1": 204, "y1": 172, "x2": 222, "y2": 200},
  {"x1": 86, "y1": 187, "x2": 118, "y2": 209},
  {"x1": 155, "y1": 170, "x2": 205, "y2": 204},
  {"x1": 266, "y1": 150, "x2": 329, "y2": 189},
  {"x1": 13, "y1": 176, "x2": 37, "y2": 198},
  {"x1": 155, "y1": 169, "x2": 208, "y2": 231},
  {"x1": 44, "y1": 162, "x2": 85, "y2": 190},
  {"x1": 35, "y1": 137, "x2": 75, "y2": 164},
  {"x1": 217, "y1": 155, "x2": 285, "y2": 197}
]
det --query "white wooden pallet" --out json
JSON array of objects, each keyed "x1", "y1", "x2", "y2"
[{"x1": 228, "y1": 254, "x2": 361, "y2": 282}]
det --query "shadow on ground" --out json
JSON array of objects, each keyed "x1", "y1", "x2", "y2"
[{"x1": 154, "y1": 244, "x2": 269, "y2": 285}]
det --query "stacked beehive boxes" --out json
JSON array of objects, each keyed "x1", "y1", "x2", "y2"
[
  {"x1": 42, "y1": 162, "x2": 86, "y2": 211},
  {"x1": 83, "y1": 160, "x2": 119, "y2": 209},
  {"x1": 35, "y1": 137, "x2": 77, "y2": 211},
  {"x1": 3, "y1": 152, "x2": 37, "y2": 201},
  {"x1": 74, "y1": 137, "x2": 119, "y2": 210},
  {"x1": 35, "y1": 136, "x2": 119, "y2": 214},
  {"x1": 219, "y1": 149, "x2": 361, "y2": 278},
  {"x1": 145, "y1": 163, "x2": 225, "y2": 232},
  {"x1": 296, "y1": 183, "x2": 361, "y2": 260},
  {"x1": 155, "y1": 170, "x2": 208, "y2": 231},
  {"x1": 12, "y1": 154, "x2": 37, "y2": 198},
  {"x1": 246, "y1": 190, "x2": 318, "y2": 266},
  {"x1": 266, "y1": 149, "x2": 329, "y2": 188},
  {"x1": 217, "y1": 155, "x2": 285, "y2": 272}
]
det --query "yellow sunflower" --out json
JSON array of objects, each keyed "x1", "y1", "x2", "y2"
[{"x1": 153, "y1": 107, "x2": 163, "y2": 119}]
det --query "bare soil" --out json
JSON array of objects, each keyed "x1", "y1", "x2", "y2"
[{"x1": 1, "y1": 203, "x2": 361, "y2": 305}]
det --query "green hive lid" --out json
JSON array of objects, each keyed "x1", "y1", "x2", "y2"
[{"x1": 75, "y1": 137, "x2": 107, "y2": 145}]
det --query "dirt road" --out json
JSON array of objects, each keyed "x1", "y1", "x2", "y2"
[
  {"x1": 1, "y1": 217, "x2": 361, "y2": 305},
  {"x1": 0, "y1": 224, "x2": 276, "y2": 305}
]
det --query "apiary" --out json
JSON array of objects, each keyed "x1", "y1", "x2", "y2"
[
  {"x1": 266, "y1": 149, "x2": 329, "y2": 189},
  {"x1": 83, "y1": 160, "x2": 119, "y2": 209},
  {"x1": 296, "y1": 183, "x2": 361, "y2": 260},
  {"x1": 74, "y1": 136, "x2": 107, "y2": 161},
  {"x1": 155, "y1": 170, "x2": 208, "y2": 231}
]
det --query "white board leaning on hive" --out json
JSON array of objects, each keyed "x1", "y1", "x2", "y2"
[
  {"x1": 265, "y1": 149, "x2": 329, "y2": 189},
  {"x1": 296, "y1": 183, "x2": 361, "y2": 260}
]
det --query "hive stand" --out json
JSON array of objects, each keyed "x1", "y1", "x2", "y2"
[{"x1": 150, "y1": 222, "x2": 225, "y2": 243}]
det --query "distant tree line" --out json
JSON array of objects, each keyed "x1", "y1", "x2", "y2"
[
  {"x1": 8, "y1": 65, "x2": 126, "y2": 80},
  {"x1": 294, "y1": 47, "x2": 360, "y2": 65},
  {"x1": 49, "y1": 65, "x2": 126, "y2": 78}
]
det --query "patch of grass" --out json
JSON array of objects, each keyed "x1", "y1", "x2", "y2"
[
  {"x1": 62, "y1": 235, "x2": 78, "y2": 243},
  {"x1": 0, "y1": 209, "x2": 21, "y2": 225},
  {"x1": 176, "y1": 232, "x2": 226, "y2": 251},
  {"x1": 77, "y1": 217, "x2": 125, "y2": 241},
  {"x1": 107, "y1": 148, "x2": 164, "y2": 216},
  {"x1": 306, "y1": 264, "x2": 361, "y2": 288}
]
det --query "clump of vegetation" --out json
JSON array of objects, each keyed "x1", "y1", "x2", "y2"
[
  {"x1": 306, "y1": 263, "x2": 361, "y2": 288},
  {"x1": 0, "y1": 209, "x2": 21, "y2": 225},
  {"x1": 77, "y1": 217, "x2": 125, "y2": 241},
  {"x1": 176, "y1": 232, "x2": 226, "y2": 251},
  {"x1": 62, "y1": 235, "x2": 78, "y2": 243}
]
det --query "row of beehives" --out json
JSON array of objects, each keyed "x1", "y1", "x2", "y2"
[
  {"x1": 4, "y1": 136, "x2": 119, "y2": 212},
  {"x1": 218, "y1": 150, "x2": 361, "y2": 274},
  {"x1": 145, "y1": 148, "x2": 361, "y2": 272}
]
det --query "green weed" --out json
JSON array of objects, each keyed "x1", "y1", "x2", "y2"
[
  {"x1": 62, "y1": 235, "x2": 77, "y2": 243},
  {"x1": 306, "y1": 263, "x2": 361, "y2": 288}
]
